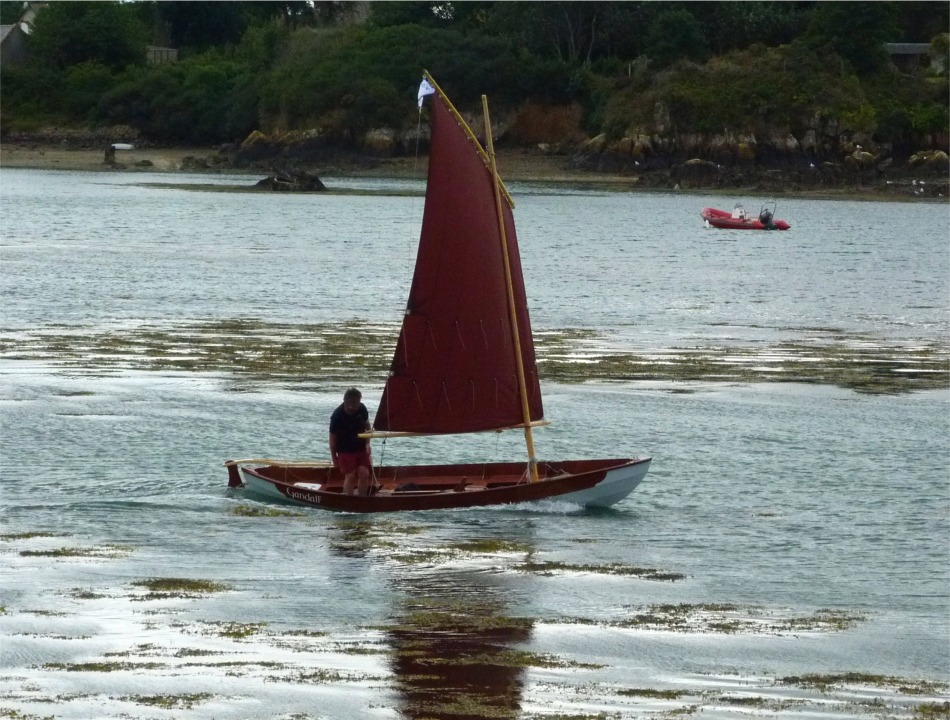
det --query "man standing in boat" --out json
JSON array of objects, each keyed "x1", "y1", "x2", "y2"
[{"x1": 329, "y1": 388, "x2": 373, "y2": 495}]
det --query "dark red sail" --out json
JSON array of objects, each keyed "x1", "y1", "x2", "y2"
[{"x1": 373, "y1": 85, "x2": 543, "y2": 434}]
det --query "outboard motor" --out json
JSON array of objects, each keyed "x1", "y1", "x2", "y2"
[{"x1": 759, "y1": 208, "x2": 775, "y2": 230}]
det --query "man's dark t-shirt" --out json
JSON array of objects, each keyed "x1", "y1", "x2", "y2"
[{"x1": 329, "y1": 403, "x2": 369, "y2": 452}]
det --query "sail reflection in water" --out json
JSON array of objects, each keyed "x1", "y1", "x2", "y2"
[
  {"x1": 389, "y1": 578, "x2": 531, "y2": 720},
  {"x1": 328, "y1": 520, "x2": 531, "y2": 719}
]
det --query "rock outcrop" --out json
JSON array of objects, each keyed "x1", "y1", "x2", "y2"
[
  {"x1": 254, "y1": 171, "x2": 327, "y2": 192},
  {"x1": 7, "y1": 109, "x2": 946, "y2": 197}
]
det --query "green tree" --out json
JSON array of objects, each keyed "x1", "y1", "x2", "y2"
[
  {"x1": 368, "y1": 2, "x2": 448, "y2": 27},
  {"x1": 63, "y1": 62, "x2": 115, "y2": 118},
  {"x1": 0, "y1": 64, "x2": 62, "y2": 126},
  {"x1": 150, "y1": 1, "x2": 310, "y2": 53},
  {"x1": 804, "y1": 2, "x2": 899, "y2": 75},
  {"x1": 895, "y1": 1, "x2": 950, "y2": 42},
  {"x1": 29, "y1": 1, "x2": 148, "y2": 69},
  {"x1": 689, "y1": 1, "x2": 813, "y2": 55},
  {"x1": 309, "y1": 1, "x2": 365, "y2": 27},
  {"x1": 153, "y1": 1, "x2": 246, "y2": 52},
  {"x1": 644, "y1": 8, "x2": 709, "y2": 68},
  {"x1": 482, "y1": 2, "x2": 617, "y2": 65},
  {"x1": 0, "y1": 1, "x2": 23, "y2": 24},
  {"x1": 97, "y1": 54, "x2": 256, "y2": 143}
]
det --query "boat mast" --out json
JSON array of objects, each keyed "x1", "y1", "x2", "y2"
[{"x1": 481, "y1": 95, "x2": 539, "y2": 483}]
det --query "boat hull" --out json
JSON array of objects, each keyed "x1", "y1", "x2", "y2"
[
  {"x1": 229, "y1": 458, "x2": 651, "y2": 513},
  {"x1": 701, "y1": 207, "x2": 790, "y2": 230}
]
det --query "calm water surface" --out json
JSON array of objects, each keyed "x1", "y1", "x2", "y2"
[{"x1": 1, "y1": 168, "x2": 948, "y2": 719}]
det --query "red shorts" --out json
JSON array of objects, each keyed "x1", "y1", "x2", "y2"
[{"x1": 336, "y1": 450, "x2": 371, "y2": 474}]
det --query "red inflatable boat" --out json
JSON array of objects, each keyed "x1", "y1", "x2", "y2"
[{"x1": 701, "y1": 202, "x2": 790, "y2": 230}]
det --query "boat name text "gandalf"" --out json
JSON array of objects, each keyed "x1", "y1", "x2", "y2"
[{"x1": 287, "y1": 488, "x2": 321, "y2": 503}]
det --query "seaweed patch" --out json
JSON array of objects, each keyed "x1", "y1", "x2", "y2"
[
  {"x1": 777, "y1": 673, "x2": 947, "y2": 694},
  {"x1": 517, "y1": 560, "x2": 685, "y2": 580},
  {"x1": 19, "y1": 544, "x2": 131, "y2": 559},
  {"x1": 116, "y1": 693, "x2": 213, "y2": 709},
  {"x1": 549, "y1": 604, "x2": 865, "y2": 634},
  {"x1": 3, "y1": 320, "x2": 945, "y2": 394},
  {"x1": 130, "y1": 577, "x2": 231, "y2": 600}
]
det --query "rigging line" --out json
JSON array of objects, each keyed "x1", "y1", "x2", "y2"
[
  {"x1": 391, "y1": 88, "x2": 427, "y2": 373},
  {"x1": 415, "y1": 104, "x2": 422, "y2": 169}
]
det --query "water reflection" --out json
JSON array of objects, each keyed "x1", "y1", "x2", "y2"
[
  {"x1": 328, "y1": 519, "x2": 534, "y2": 720},
  {"x1": 388, "y1": 576, "x2": 532, "y2": 720}
]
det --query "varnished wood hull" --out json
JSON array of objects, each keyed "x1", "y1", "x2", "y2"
[{"x1": 228, "y1": 458, "x2": 651, "y2": 513}]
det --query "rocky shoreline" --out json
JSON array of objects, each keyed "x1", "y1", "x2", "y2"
[{"x1": 2, "y1": 139, "x2": 947, "y2": 202}]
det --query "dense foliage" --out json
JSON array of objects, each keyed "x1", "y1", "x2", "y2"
[{"x1": 1, "y1": 1, "x2": 946, "y2": 156}]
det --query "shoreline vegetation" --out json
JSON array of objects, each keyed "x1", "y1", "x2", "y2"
[{"x1": 2, "y1": 142, "x2": 946, "y2": 202}]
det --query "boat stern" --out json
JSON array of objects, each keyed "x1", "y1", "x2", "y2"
[{"x1": 225, "y1": 461, "x2": 244, "y2": 488}]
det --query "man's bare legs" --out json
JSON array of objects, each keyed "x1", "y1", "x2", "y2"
[{"x1": 343, "y1": 466, "x2": 371, "y2": 496}]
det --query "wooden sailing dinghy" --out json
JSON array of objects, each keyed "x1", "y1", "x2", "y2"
[{"x1": 225, "y1": 73, "x2": 651, "y2": 512}]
